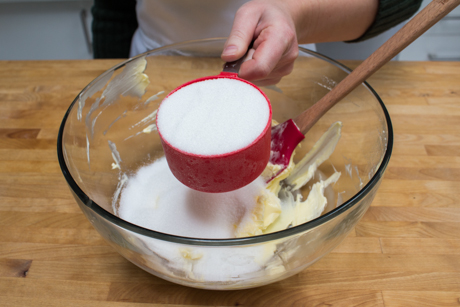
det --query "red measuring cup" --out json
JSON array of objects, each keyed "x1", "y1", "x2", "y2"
[{"x1": 157, "y1": 48, "x2": 272, "y2": 193}]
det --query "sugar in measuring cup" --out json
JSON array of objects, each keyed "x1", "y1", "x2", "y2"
[{"x1": 156, "y1": 47, "x2": 272, "y2": 193}]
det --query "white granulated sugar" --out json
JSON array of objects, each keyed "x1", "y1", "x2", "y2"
[
  {"x1": 157, "y1": 78, "x2": 269, "y2": 155},
  {"x1": 118, "y1": 157, "x2": 266, "y2": 239},
  {"x1": 146, "y1": 240, "x2": 274, "y2": 282}
]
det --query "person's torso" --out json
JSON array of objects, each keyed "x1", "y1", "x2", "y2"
[{"x1": 131, "y1": 0, "x2": 249, "y2": 56}]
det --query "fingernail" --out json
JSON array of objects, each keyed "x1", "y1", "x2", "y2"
[{"x1": 222, "y1": 45, "x2": 238, "y2": 56}]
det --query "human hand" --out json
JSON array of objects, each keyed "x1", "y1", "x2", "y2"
[
  {"x1": 221, "y1": 0, "x2": 299, "y2": 86},
  {"x1": 222, "y1": 0, "x2": 380, "y2": 85}
]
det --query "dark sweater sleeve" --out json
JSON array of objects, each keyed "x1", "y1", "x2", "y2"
[
  {"x1": 91, "y1": 0, "x2": 138, "y2": 59},
  {"x1": 348, "y1": 0, "x2": 423, "y2": 42}
]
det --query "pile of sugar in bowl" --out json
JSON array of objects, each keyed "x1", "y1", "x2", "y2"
[{"x1": 118, "y1": 156, "x2": 268, "y2": 238}]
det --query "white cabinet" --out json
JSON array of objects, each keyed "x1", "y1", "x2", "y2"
[
  {"x1": 0, "y1": 0, "x2": 93, "y2": 60},
  {"x1": 399, "y1": 0, "x2": 460, "y2": 61},
  {"x1": 317, "y1": 0, "x2": 460, "y2": 61},
  {"x1": 315, "y1": 25, "x2": 403, "y2": 61}
]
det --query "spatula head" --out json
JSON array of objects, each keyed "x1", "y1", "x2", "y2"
[{"x1": 269, "y1": 119, "x2": 305, "y2": 179}]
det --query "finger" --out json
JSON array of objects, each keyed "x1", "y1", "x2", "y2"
[
  {"x1": 239, "y1": 41, "x2": 283, "y2": 81},
  {"x1": 221, "y1": 5, "x2": 261, "y2": 62},
  {"x1": 239, "y1": 29, "x2": 297, "y2": 81},
  {"x1": 253, "y1": 77, "x2": 282, "y2": 87},
  {"x1": 267, "y1": 61, "x2": 295, "y2": 79},
  {"x1": 251, "y1": 61, "x2": 295, "y2": 86},
  {"x1": 244, "y1": 48, "x2": 255, "y2": 62}
]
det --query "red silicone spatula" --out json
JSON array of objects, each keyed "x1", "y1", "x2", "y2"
[{"x1": 269, "y1": 0, "x2": 460, "y2": 178}]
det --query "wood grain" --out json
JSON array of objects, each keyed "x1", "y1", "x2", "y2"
[
  {"x1": 0, "y1": 58, "x2": 459, "y2": 306},
  {"x1": 382, "y1": 291, "x2": 460, "y2": 307}
]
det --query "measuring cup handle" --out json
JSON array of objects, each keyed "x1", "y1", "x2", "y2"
[{"x1": 222, "y1": 41, "x2": 254, "y2": 75}]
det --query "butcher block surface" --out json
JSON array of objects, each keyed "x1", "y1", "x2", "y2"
[{"x1": 0, "y1": 59, "x2": 459, "y2": 306}]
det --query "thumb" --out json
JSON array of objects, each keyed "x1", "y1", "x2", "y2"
[{"x1": 222, "y1": 7, "x2": 260, "y2": 62}]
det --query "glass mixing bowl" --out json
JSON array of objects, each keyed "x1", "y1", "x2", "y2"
[{"x1": 58, "y1": 38, "x2": 392, "y2": 290}]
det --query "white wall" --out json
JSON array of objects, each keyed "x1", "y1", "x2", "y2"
[
  {"x1": 399, "y1": 0, "x2": 460, "y2": 61},
  {"x1": 0, "y1": 0, "x2": 93, "y2": 60},
  {"x1": 317, "y1": 0, "x2": 460, "y2": 61}
]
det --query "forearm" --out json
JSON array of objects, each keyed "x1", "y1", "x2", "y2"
[{"x1": 287, "y1": 0, "x2": 379, "y2": 44}]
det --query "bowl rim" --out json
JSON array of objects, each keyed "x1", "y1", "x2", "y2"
[{"x1": 57, "y1": 38, "x2": 393, "y2": 246}]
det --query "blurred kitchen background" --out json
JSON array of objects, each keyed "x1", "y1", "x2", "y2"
[{"x1": 0, "y1": 0, "x2": 459, "y2": 61}]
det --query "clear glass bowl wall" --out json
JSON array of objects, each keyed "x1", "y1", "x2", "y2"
[{"x1": 58, "y1": 38, "x2": 392, "y2": 290}]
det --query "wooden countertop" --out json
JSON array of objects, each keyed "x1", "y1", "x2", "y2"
[{"x1": 0, "y1": 59, "x2": 459, "y2": 306}]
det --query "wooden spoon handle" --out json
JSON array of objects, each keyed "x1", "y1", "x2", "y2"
[{"x1": 294, "y1": 0, "x2": 460, "y2": 134}]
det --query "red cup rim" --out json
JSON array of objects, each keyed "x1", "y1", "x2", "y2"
[{"x1": 157, "y1": 73, "x2": 272, "y2": 159}]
